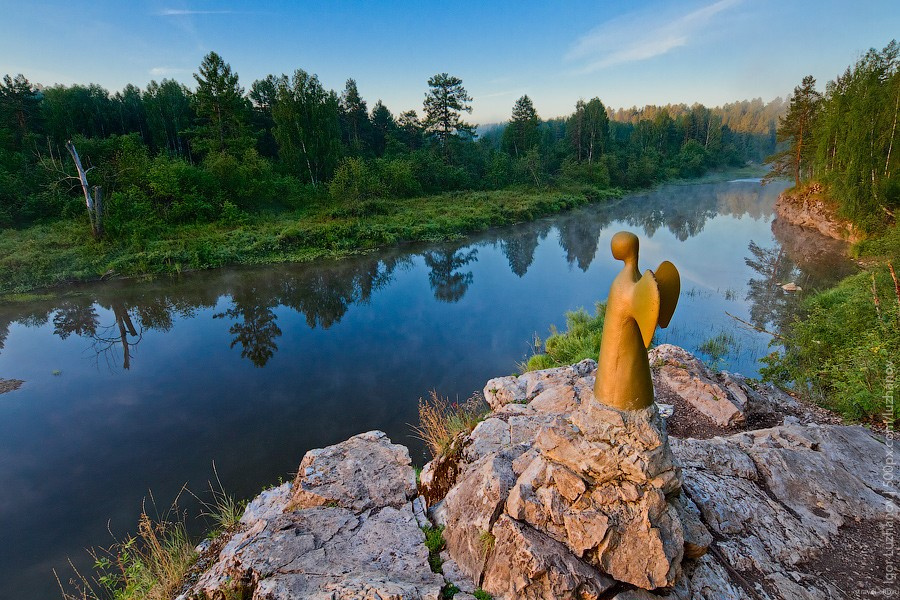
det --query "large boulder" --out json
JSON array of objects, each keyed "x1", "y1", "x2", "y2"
[{"x1": 189, "y1": 431, "x2": 443, "y2": 600}]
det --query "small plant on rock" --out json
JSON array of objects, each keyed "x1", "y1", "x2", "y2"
[
  {"x1": 422, "y1": 525, "x2": 446, "y2": 573},
  {"x1": 413, "y1": 392, "x2": 489, "y2": 458}
]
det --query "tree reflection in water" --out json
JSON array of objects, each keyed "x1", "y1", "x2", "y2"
[
  {"x1": 0, "y1": 179, "x2": 857, "y2": 371},
  {"x1": 424, "y1": 247, "x2": 478, "y2": 303}
]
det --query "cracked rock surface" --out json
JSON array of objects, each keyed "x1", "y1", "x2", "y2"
[
  {"x1": 188, "y1": 430, "x2": 443, "y2": 600},
  {"x1": 429, "y1": 354, "x2": 898, "y2": 599},
  {"x1": 187, "y1": 350, "x2": 897, "y2": 600}
]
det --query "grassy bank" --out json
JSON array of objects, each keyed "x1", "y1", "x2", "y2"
[
  {"x1": 0, "y1": 185, "x2": 619, "y2": 296},
  {"x1": 762, "y1": 224, "x2": 900, "y2": 423}
]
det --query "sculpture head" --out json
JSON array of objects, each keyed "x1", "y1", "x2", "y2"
[{"x1": 611, "y1": 231, "x2": 639, "y2": 262}]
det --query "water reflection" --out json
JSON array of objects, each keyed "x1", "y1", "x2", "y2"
[
  {"x1": 424, "y1": 247, "x2": 478, "y2": 303},
  {"x1": 0, "y1": 179, "x2": 851, "y2": 373}
]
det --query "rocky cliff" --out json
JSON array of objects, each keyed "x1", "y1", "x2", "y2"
[
  {"x1": 774, "y1": 184, "x2": 863, "y2": 243},
  {"x1": 183, "y1": 346, "x2": 896, "y2": 600}
]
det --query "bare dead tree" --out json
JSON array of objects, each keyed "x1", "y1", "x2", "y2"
[{"x1": 64, "y1": 140, "x2": 103, "y2": 238}]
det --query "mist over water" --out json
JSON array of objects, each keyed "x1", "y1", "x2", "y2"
[{"x1": 0, "y1": 179, "x2": 856, "y2": 600}]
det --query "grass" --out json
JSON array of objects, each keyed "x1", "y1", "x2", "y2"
[
  {"x1": 697, "y1": 331, "x2": 737, "y2": 367},
  {"x1": 56, "y1": 509, "x2": 195, "y2": 600},
  {"x1": 762, "y1": 223, "x2": 900, "y2": 423},
  {"x1": 0, "y1": 186, "x2": 620, "y2": 296},
  {"x1": 478, "y1": 530, "x2": 495, "y2": 557},
  {"x1": 56, "y1": 469, "x2": 248, "y2": 600},
  {"x1": 413, "y1": 391, "x2": 490, "y2": 458},
  {"x1": 521, "y1": 302, "x2": 606, "y2": 372},
  {"x1": 422, "y1": 525, "x2": 446, "y2": 574},
  {"x1": 473, "y1": 590, "x2": 493, "y2": 600}
]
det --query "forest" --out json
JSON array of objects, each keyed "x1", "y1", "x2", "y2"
[
  {"x1": 767, "y1": 40, "x2": 900, "y2": 231},
  {"x1": 0, "y1": 51, "x2": 779, "y2": 293}
]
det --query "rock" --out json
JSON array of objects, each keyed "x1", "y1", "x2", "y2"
[
  {"x1": 443, "y1": 453, "x2": 518, "y2": 581},
  {"x1": 484, "y1": 375, "x2": 526, "y2": 410},
  {"x1": 186, "y1": 350, "x2": 897, "y2": 600},
  {"x1": 290, "y1": 430, "x2": 416, "y2": 512},
  {"x1": 650, "y1": 344, "x2": 745, "y2": 427},
  {"x1": 440, "y1": 552, "x2": 476, "y2": 594},
  {"x1": 775, "y1": 188, "x2": 863, "y2": 242},
  {"x1": 240, "y1": 482, "x2": 292, "y2": 527},
  {"x1": 781, "y1": 282, "x2": 802, "y2": 292},
  {"x1": 612, "y1": 590, "x2": 661, "y2": 600},
  {"x1": 671, "y1": 423, "x2": 899, "y2": 598},
  {"x1": 190, "y1": 431, "x2": 443, "y2": 600},
  {"x1": 0, "y1": 378, "x2": 24, "y2": 395},
  {"x1": 480, "y1": 515, "x2": 615, "y2": 599},
  {"x1": 194, "y1": 505, "x2": 443, "y2": 600},
  {"x1": 444, "y1": 369, "x2": 692, "y2": 591}
]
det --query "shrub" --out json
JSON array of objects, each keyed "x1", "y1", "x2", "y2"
[
  {"x1": 761, "y1": 265, "x2": 899, "y2": 422},
  {"x1": 524, "y1": 303, "x2": 606, "y2": 372},
  {"x1": 329, "y1": 157, "x2": 383, "y2": 203}
]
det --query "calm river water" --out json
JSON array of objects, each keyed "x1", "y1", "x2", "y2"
[{"x1": 0, "y1": 178, "x2": 855, "y2": 599}]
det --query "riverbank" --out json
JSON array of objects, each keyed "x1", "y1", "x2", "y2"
[
  {"x1": 96, "y1": 348, "x2": 893, "y2": 600},
  {"x1": 0, "y1": 166, "x2": 769, "y2": 300},
  {"x1": 0, "y1": 185, "x2": 621, "y2": 297},
  {"x1": 761, "y1": 221, "x2": 899, "y2": 423},
  {"x1": 774, "y1": 182, "x2": 864, "y2": 243}
]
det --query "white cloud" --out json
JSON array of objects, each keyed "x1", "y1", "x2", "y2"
[
  {"x1": 149, "y1": 67, "x2": 190, "y2": 76},
  {"x1": 566, "y1": 0, "x2": 740, "y2": 72}
]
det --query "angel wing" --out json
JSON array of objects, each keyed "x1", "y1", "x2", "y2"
[
  {"x1": 632, "y1": 271, "x2": 661, "y2": 349},
  {"x1": 632, "y1": 261, "x2": 680, "y2": 348},
  {"x1": 654, "y1": 260, "x2": 680, "y2": 328}
]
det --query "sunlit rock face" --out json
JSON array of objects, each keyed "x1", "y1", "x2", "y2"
[
  {"x1": 188, "y1": 431, "x2": 443, "y2": 600},
  {"x1": 427, "y1": 351, "x2": 898, "y2": 600},
  {"x1": 185, "y1": 349, "x2": 898, "y2": 600}
]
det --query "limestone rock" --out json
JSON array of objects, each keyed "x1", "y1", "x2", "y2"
[
  {"x1": 194, "y1": 505, "x2": 443, "y2": 599},
  {"x1": 240, "y1": 482, "x2": 292, "y2": 527},
  {"x1": 649, "y1": 344, "x2": 745, "y2": 427},
  {"x1": 191, "y1": 431, "x2": 442, "y2": 600},
  {"x1": 671, "y1": 423, "x2": 899, "y2": 598},
  {"x1": 775, "y1": 188, "x2": 862, "y2": 242},
  {"x1": 290, "y1": 430, "x2": 416, "y2": 512},
  {"x1": 480, "y1": 515, "x2": 615, "y2": 600},
  {"x1": 443, "y1": 453, "x2": 517, "y2": 580}
]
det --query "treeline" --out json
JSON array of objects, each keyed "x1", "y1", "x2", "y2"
[
  {"x1": 0, "y1": 51, "x2": 778, "y2": 234},
  {"x1": 768, "y1": 40, "x2": 900, "y2": 232}
]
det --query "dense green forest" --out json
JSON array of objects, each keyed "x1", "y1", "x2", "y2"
[
  {"x1": 767, "y1": 40, "x2": 900, "y2": 231},
  {"x1": 0, "y1": 51, "x2": 777, "y2": 292},
  {"x1": 763, "y1": 40, "x2": 899, "y2": 423}
]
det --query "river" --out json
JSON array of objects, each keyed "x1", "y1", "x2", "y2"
[{"x1": 0, "y1": 178, "x2": 856, "y2": 599}]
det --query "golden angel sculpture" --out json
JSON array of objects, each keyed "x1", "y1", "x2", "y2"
[{"x1": 593, "y1": 231, "x2": 680, "y2": 411}]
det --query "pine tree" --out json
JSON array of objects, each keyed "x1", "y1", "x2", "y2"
[
  {"x1": 339, "y1": 78, "x2": 371, "y2": 154},
  {"x1": 192, "y1": 51, "x2": 251, "y2": 155},
  {"x1": 502, "y1": 95, "x2": 540, "y2": 157},
  {"x1": 766, "y1": 75, "x2": 820, "y2": 187},
  {"x1": 423, "y1": 73, "x2": 475, "y2": 155}
]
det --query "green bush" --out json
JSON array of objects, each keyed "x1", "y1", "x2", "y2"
[
  {"x1": 524, "y1": 303, "x2": 606, "y2": 372},
  {"x1": 329, "y1": 156, "x2": 383, "y2": 203}
]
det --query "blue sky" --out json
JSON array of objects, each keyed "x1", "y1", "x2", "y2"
[{"x1": 1, "y1": 0, "x2": 897, "y2": 123}]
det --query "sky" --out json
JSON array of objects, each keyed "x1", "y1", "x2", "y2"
[{"x1": 1, "y1": 0, "x2": 898, "y2": 124}]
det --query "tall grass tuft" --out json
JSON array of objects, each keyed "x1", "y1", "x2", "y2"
[
  {"x1": 413, "y1": 392, "x2": 488, "y2": 458},
  {"x1": 56, "y1": 502, "x2": 195, "y2": 600},
  {"x1": 193, "y1": 462, "x2": 246, "y2": 534}
]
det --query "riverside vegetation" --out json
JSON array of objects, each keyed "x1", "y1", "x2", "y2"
[{"x1": 0, "y1": 51, "x2": 781, "y2": 294}]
